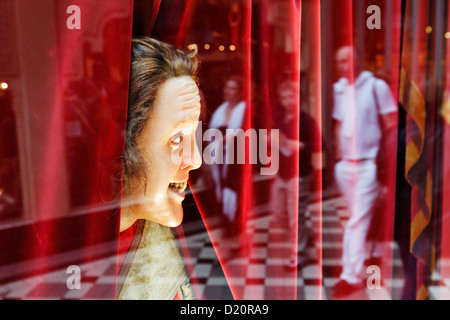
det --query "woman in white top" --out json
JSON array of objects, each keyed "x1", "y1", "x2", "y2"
[{"x1": 208, "y1": 76, "x2": 246, "y2": 224}]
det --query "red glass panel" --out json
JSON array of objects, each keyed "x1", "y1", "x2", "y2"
[{"x1": 1, "y1": 0, "x2": 449, "y2": 301}]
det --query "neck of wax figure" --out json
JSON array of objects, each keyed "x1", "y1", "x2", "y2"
[{"x1": 117, "y1": 38, "x2": 201, "y2": 300}]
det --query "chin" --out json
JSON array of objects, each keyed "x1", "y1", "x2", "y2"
[
  {"x1": 165, "y1": 218, "x2": 183, "y2": 228},
  {"x1": 158, "y1": 205, "x2": 184, "y2": 228}
]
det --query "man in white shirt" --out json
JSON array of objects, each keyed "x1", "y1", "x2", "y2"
[{"x1": 331, "y1": 46, "x2": 398, "y2": 298}]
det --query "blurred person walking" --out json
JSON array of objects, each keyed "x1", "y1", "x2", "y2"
[
  {"x1": 331, "y1": 46, "x2": 398, "y2": 298},
  {"x1": 271, "y1": 81, "x2": 320, "y2": 269}
]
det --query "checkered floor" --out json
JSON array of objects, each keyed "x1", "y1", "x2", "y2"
[
  {"x1": 183, "y1": 196, "x2": 397, "y2": 300},
  {"x1": 2, "y1": 195, "x2": 450, "y2": 300}
]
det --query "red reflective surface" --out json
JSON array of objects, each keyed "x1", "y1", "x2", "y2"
[{"x1": 0, "y1": 0, "x2": 450, "y2": 301}]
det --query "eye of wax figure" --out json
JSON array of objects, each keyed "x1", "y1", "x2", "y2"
[{"x1": 117, "y1": 38, "x2": 202, "y2": 300}]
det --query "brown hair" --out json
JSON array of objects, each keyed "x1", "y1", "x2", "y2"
[{"x1": 124, "y1": 37, "x2": 199, "y2": 189}]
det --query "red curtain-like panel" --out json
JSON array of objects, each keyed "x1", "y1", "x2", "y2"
[
  {"x1": 0, "y1": 0, "x2": 132, "y2": 299},
  {"x1": 1, "y1": 0, "x2": 450, "y2": 301}
]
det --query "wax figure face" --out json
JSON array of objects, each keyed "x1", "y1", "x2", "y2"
[{"x1": 122, "y1": 76, "x2": 201, "y2": 230}]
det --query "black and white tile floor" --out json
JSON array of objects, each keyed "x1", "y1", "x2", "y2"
[{"x1": 1, "y1": 196, "x2": 450, "y2": 300}]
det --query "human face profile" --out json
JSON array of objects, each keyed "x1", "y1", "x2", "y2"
[{"x1": 124, "y1": 76, "x2": 202, "y2": 229}]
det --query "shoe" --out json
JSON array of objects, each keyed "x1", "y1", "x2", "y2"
[
  {"x1": 284, "y1": 258, "x2": 306, "y2": 272},
  {"x1": 285, "y1": 258, "x2": 298, "y2": 271},
  {"x1": 331, "y1": 280, "x2": 363, "y2": 298}
]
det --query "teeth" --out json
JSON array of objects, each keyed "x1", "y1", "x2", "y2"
[{"x1": 169, "y1": 182, "x2": 187, "y2": 193}]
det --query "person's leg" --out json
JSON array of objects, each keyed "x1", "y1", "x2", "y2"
[
  {"x1": 298, "y1": 175, "x2": 312, "y2": 263},
  {"x1": 270, "y1": 177, "x2": 285, "y2": 219},
  {"x1": 340, "y1": 161, "x2": 379, "y2": 285},
  {"x1": 334, "y1": 161, "x2": 358, "y2": 284},
  {"x1": 282, "y1": 177, "x2": 299, "y2": 268}
]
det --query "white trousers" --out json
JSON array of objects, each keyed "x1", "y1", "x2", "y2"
[
  {"x1": 335, "y1": 160, "x2": 380, "y2": 284},
  {"x1": 270, "y1": 177, "x2": 298, "y2": 229},
  {"x1": 270, "y1": 176, "x2": 310, "y2": 260}
]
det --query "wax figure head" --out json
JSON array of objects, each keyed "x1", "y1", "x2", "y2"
[
  {"x1": 121, "y1": 38, "x2": 202, "y2": 232},
  {"x1": 335, "y1": 46, "x2": 362, "y2": 83}
]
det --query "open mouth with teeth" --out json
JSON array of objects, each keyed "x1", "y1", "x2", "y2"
[{"x1": 169, "y1": 181, "x2": 188, "y2": 195}]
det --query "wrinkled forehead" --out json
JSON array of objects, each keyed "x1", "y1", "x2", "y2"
[
  {"x1": 152, "y1": 76, "x2": 201, "y2": 126},
  {"x1": 169, "y1": 76, "x2": 200, "y2": 98},
  {"x1": 159, "y1": 76, "x2": 200, "y2": 109}
]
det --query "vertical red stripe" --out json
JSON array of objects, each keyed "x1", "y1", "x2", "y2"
[{"x1": 308, "y1": 0, "x2": 323, "y2": 300}]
